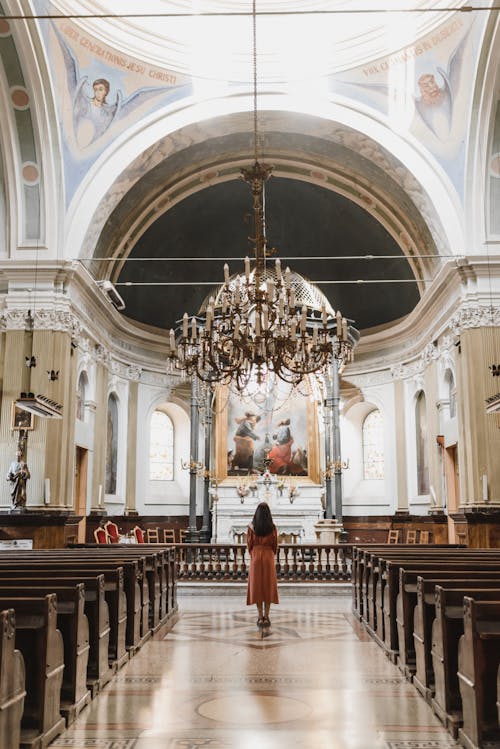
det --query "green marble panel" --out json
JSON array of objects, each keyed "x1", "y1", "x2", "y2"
[
  {"x1": 0, "y1": 36, "x2": 25, "y2": 88},
  {"x1": 14, "y1": 109, "x2": 36, "y2": 162}
]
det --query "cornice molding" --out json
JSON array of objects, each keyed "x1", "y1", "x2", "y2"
[
  {"x1": 0, "y1": 304, "x2": 181, "y2": 389},
  {"x1": 449, "y1": 304, "x2": 500, "y2": 335}
]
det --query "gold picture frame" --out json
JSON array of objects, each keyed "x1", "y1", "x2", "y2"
[
  {"x1": 11, "y1": 403, "x2": 34, "y2": 431},
  {"x1": 216, "y1": 381, "x2": 320, "y2": 484}
]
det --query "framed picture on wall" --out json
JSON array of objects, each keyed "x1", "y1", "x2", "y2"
[
  {"x1": 216, "y1": 375, "x2": 319, "y2": 483},
  {"x1": 11, "y1": 403, "x2": 34, "y2": 431}
]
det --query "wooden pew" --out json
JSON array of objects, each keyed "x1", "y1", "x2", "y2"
[
  {"x1": 362, "y1": 548, "x2": 464, "y2": 637},
  {"x1": 0, "y1": 565, "x2": 127, "y2": 671},
  {"x1": 73, "y1": 544, "x2": 178, "y2": 624},
  {"x1": 367, "y1": 550, "x2": 499, "y2": 639},
  {"x1": 413, "y1": 575, "x2": 500, "y2": 701},
  {"x1": 381, "y1": 558, "x2": 500, "y2": 659},
  {"x1": 430, "y1": 587, "x2": 500, "y2": 737},
  {"x1": 355, "y1": 546, "x2": 462, "y2": 628},
  {"x1": 0, "y1": 575, "x2": 112, "y2": 696},
  {"x1": 457, "y1": 598, "x2": 500, "y2": 749},
  {"x1": 0, "y1": 584, "x2": 90, "y2": 726},
  {"x1": 396, "y1": 563, "x2": 500, "y2": 676},
  {"x1": 0, "y1": 608, "x2": 25, "y2": 749},
  {"x1": 4, "y1": 553, "x2": 150, "y2": 648},
  {"x1": 71, "y1": 546, "x2": 173, "y2": 630},
  {"x1": 0, "y1": 595, "x2": 65, "y2": 749},
  {"x1": 0, "y1": 558, "x2": 142, "y2": 655}
]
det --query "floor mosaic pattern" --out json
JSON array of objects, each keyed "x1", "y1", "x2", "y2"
[{"x1": 52, "y1": 595, "x2": 461, "y2": 749}]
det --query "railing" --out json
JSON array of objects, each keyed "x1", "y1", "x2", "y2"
[{"x1": 176, "y1": 543, "x2": 353, "y2": 582}]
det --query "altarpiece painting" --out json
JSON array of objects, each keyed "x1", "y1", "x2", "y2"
[{"x1": 216, "y1": 376, "x2": 319, "y2": 483}]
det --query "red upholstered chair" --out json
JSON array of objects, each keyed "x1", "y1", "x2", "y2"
[
  {"x1": 104, "y1": 520, "x2": 120, "y2": 544},
  {"x1": 94, "y1": 527, "x2": 109, "y2": 544},
  {"x1": 132, "y1": 526, "x2": 145, "y2": 544}
]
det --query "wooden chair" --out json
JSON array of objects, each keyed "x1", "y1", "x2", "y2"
[
  {"x1": 104, "y1": 521, "x2": 120, "y2": 544},
  {"x1": 406, "y1": 529, "x2": 417, "y2": 544},
  {"x1": 146, "y1": 528, "x2": 160, "y2": 543},
  {"x1": 178, "y1": 529, "x2": 187, "y2": 544},
  {"x1": 387, "y1": 530, "x2": 400, "y2": 544},
  {"x1": 132, "y1": 526, "x2": 145, "y2": 543},
  {"x1": 94, "y1": 527, "x2": 109, "y2": 544},
  {"x1": 162, "y1": 529, "x2": 175, "y2": 544},
  {"x1": 419, "y1": 530, "x2": 430, "y2": 544}
]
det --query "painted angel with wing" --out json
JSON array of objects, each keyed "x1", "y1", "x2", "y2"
[{"x1": 55, "y1": 26, "x2": 187, "y2": 150}]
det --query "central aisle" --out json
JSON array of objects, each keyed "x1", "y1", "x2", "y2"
[{"x1": 51, "y1": 594, "x2": 458, "y2": 749}]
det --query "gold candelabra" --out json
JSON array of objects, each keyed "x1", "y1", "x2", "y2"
[
  {"x1": 180, "y1": 457, "x2": 205, "y2": 474},
  {"x1": 321, "y1": 457, "x2": 350, "y2": 480}
]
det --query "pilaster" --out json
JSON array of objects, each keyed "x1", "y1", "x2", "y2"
[
  {"x1": 394, "y1": 379, "x2": 408, "y2": 513},
  {"x1": 457, "y1": 327, "x2": 500, "y2": 508},
  {"x1": 125, "y1": 379, "x2": 139, "y2": 515}
]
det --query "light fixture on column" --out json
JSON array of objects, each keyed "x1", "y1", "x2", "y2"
[{"x1": 168, "y1": 1, "x2": 356, "y2": 392}]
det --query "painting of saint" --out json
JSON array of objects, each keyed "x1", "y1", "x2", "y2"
[{"x1": 224, "y1": 377, "x2": 314, "y2": 479}]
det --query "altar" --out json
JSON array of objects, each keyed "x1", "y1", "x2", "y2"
[{"x1": 213, "y1": 473, "x2": 324, "y2": 543}]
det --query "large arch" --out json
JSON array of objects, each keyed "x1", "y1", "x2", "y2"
[{"x1": 66, "y1": 98, "x2": 465, "y2": 263}]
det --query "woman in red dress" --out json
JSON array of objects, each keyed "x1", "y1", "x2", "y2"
[{"x1": 246, "y1": 502, "x2": 279, "y2": 627}]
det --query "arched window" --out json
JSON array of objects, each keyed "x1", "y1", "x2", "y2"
[
  {"x1": 416, "y1": 391, "x2": 430, "y2": 495},
  {"x1": 105, "y1": 394, "x2": 118, "y2": 494},
  {"x1": 76, "y1": 372, "x2": 87, "y2": 421},
  {"x1": 149, "y1": 410, "x2": 174, "y2": 481},
  {"x1": 362, "y1": 409, "x2": 384, "y2": 480},
  {"x1": 445, "y1": 370, "x2": 456, "y2": 418}
]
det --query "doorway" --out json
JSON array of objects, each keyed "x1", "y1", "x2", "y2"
[
  {"x1": 445, "y1": 444, "x2": 461, "y2": 543},
  {"x1": 74, "y1": 446, "x2": 88, "y2": 543}
]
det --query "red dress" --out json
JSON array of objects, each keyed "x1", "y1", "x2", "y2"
[{"x1": 246, "y1": 525, "x2": 279, "y2": 605}]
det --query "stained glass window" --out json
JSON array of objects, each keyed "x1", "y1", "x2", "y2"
[
  {"x1": 149, "y1": 410, "x2": 174, "y2": 481},
  {"x1": 363, "y1": 409, "x2": 384, "y2": 480}
]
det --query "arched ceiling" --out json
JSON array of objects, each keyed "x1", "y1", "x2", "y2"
[
  {"x1": 115, "y1": 175, "x2": 420, "y2": 332},
  {"x1": 85, "y1": 111, "x2": 442, "y2": 335}
]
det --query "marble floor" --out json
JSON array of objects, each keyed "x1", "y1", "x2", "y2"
[{"x1": 50, "y1": 592, "x2": 460, "y2": 749}]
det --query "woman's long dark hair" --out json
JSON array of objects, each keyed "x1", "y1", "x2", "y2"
[{"x1": 252, "y1": 502, "x2": 275, "y2": 537}]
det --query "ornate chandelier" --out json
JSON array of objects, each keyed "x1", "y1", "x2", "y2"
[{"x1": 167, "y1": 4, "x2": 355, "y2": 391}]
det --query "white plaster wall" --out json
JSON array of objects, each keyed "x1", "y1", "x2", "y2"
[
  {"x1": 341, "y1": 382, "x2": 397, "y2": 516},
  {"x1": 135, "y1": 385, "x2": 190, "y2": 515}
]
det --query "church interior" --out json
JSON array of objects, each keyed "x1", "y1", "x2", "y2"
[{"x1": 0, "y1": 0, "x2": 499, "y2": 747}]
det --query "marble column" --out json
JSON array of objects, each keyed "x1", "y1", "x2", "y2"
[
  {"x1": 331, "y1": 358, "x2": 343, "y2": 523},
  {"x1": 186, "y1": 377, "x2": 200, "y2": 541},
  {"x1": 200, "y1": 388, "x2": 213, "y2": 542},
  {"x1": 323, "y1": 375, "x2": 333, "y2": 519}
]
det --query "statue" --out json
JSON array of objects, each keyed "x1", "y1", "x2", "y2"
[{"x1": 7, "y1": 450, "x2": 30, "y2": 511}]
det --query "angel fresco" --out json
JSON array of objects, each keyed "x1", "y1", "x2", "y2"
[
  {"x1": 54, "y1": 27, "x2": 189, "y2": 151},
  {"x1": 331, "y1": 21, "x2": 474, "y2": 149},
  {"x1": 73, "y1": 77, "x2": 118, "y2": 147}
]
